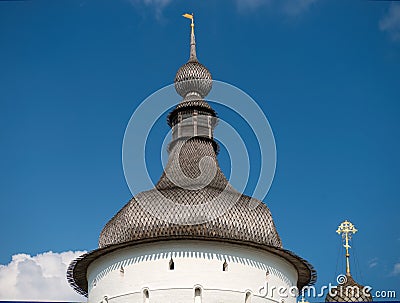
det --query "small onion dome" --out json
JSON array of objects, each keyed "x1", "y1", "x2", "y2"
[
  {"x1": 174, "y1": 14, "x2": 212, "y2": 98},
  {"x1": 174, "y1": 61, "x2": 212, "y2": 98},
  {"x1": 325, "y1": 274, "x2": 372, "y2": 302}
]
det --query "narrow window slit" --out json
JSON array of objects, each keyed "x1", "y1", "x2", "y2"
[
  {"x1": 223, "y1": 260, "x2": 228, "y2": 271},
  {"x1": 245, "y1": 292, "x2": 251, "y2": 303},
  {"x1": 143, "y1": 289, "x2": 149, "y2": 303},
  {"x1": 194, "y1": 287, "x2": 202, "y2": 303}
]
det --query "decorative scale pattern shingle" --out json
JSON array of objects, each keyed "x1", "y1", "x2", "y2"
[
  {"x1": 325, "y1": 274, "x2": 373, "y2": 302},
  {"x1": 99, "y1": 138, "x2": 282, "y2": 248},
  {"x1": 174, "y1": 61, "x2": 212, "y2": 98}
]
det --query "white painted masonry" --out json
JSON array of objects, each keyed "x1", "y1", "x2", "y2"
[{"x1": 87, "y1": 240, "x2": 298, "y2": 303}]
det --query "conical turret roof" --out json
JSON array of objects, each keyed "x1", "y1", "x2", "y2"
[
  {"x1": 325, "y1": 274, "x2": 372, "y2": 302},
  {"x1": 67, "y1": 16, "x2": 316, "y2": 297},
  {"x1": 99, "y1": 13, "x2": 281, "y2": 250}
]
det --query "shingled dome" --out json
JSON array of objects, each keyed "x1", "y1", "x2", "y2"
[
  {"x1": 174, "y1": 14, "x2": 212, "y2": 99},
  {"x1": 67, "y1": 16, "x2": 316, "y2": 297},
  {"x1": 174, "y1": 61, "x2": 212, "y2": 98},
  {"x1": 99, "y1": 138, "x2": 282, "y2": 248},
  {"x1": 325, "y1": 274, "x2": 372, "y2": 302},
  {"x1": 99, "y1": 22, "x2": 280, "y2": 249}
]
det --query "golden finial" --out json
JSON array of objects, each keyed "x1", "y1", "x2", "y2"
[
  {"x1": 336, "y1": 220, "x2": 358, "y2": 276},
  {"x1": 182, "y1": 13, "x2": 197, "y2": 62},
  {"x1": 182, "y1": 13, "x2": 194, "y2": 27}
]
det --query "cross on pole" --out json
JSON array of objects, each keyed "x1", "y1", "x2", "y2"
[{"x1": 336, "y1": 220, "x2": 358, "y2": 276}]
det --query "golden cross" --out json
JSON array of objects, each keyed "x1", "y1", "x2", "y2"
[{"x1": 336, "y1": 220, "x2": 358, "y2": 275}]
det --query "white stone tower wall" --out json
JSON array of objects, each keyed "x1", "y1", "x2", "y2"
[{"x1": 87, "y1": 240, "x2": 298, "y2": 303}]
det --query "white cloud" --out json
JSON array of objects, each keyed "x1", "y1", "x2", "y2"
[
  {"x1": 282, "y1": 0, "x2": 318, "y2": 16},
  {"x1": 235, "y1": 0, "x2": 273, "y2": 11},
  {"x1": 128, "y1": 0, "x2": 317, "y2": 17},
  {"x1": 235, "y1": 0, "x2": 318, "y2": 16},
  {"x1": 379, "y1": 3, "x2": 400, "y2": 42},
  {"x1": 0, "y1": 251, "x2": 86, "y2": 301},
  {"x1": 368, "y1": 257, "x2": 378, "y2": 268},
  {"x1": 392, "y1": 263, "x2": 400, "y2": 276},
  {"x1": 128, "y1": 0, "x2": 172, "y2": 18},
  {"x1": 130, "y1": 0, "x2": 171, "y2": 7}
]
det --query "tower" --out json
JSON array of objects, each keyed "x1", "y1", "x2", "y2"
[
  {"x1": 325, "y1": 220, "x2": 372, "y2": 302},
  {"x1": 67, "y1": 15, "x2": 316, "y2": 303}
]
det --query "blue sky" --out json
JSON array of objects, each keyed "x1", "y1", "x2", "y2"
[{"x1": 1, "y1": 0, "x2": 400, "y2": 301}]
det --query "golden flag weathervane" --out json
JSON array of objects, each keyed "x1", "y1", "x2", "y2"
[
  {"x1": 182, "y1": 13, "x2": 197, "y2": 61},
  {"x1": 183, "y1": 13, "x2": 194, "y2": 24},
  {"x1": 336, "y1": 220, "x2": 358, "y2": 276},
  {"x1": 183, "y1": 13, "x2": 195, "y2": 36}
]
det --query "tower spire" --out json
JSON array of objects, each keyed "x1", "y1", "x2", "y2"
[
  {"x1": 172, "y1": 13, "x2": 215, "y2": 151},
  {"x1": 183, "y1": 13, "x2": 197, "y2": 62},
  {"x1": 336, "y1": 220, "x2": 358, "y2": 276}
]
